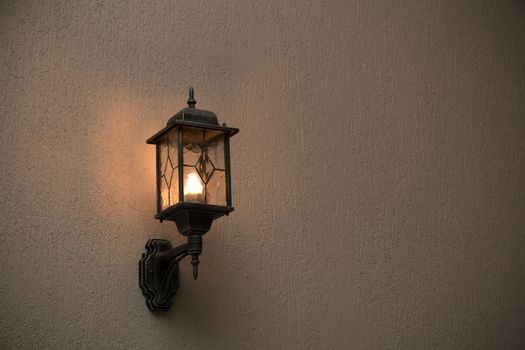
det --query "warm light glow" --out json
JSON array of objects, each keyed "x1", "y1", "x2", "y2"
[
  {"x1": 161, "y1": 186, "x2": 169, "y2": 209},
  {"x1": 184, "y1": 171, "x2": 204, "y2": 202}
]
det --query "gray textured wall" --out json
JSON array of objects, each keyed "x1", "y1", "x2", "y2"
[{"x1": 1, "y1": 0, "x2": 524, "y2": 349}]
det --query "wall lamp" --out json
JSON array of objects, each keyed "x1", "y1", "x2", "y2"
[{"x1": 139, "y1": 87, "x2": 238, "y2": 311}]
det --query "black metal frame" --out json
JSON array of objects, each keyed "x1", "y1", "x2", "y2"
[
  {"x1": 139, "y1": 87, "x2": 238, "y2": 312},
  {"x1": 147, "y1": 120, "x2": 238, "y2": 222},
  {"x1": 139, "y1": 239, "x2": 187, "y2": 311},
  {"x1": 147, "y1": 119, "x2": 239, "y2": 144}
]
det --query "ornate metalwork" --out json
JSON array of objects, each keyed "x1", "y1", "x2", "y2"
[
  {"x1": 139, "y1": 239, "x2": 188, "y2": 312},
  {"x1": 141, "y1": 87, "x2": 239, "y2": 312}
]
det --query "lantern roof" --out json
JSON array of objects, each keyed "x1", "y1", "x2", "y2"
[
  {"x1": 146, "y1": 87, "x2": 239, "y2": 144},
  {"x1": 167, "y1": 107, "x2": 219, "y2": 127}
]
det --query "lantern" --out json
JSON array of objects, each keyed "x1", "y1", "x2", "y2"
[{"x1": 139, "y1": 87, "x2": 238, "y2": 311}]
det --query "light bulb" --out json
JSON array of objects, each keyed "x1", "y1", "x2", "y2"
[{"x1": 184, "y1": 172, "x2": 204, "y2": 202}]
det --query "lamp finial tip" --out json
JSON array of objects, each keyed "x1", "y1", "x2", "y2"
[{"x1": 187, "y1": 86, "x2": 196, "y2": 108}]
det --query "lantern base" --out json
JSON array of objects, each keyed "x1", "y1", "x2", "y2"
[
  {"x1": 139, "y1": 239, "x2": 189, "y2": 312},
  {"x1": 155, "y1": 203, "x2": 234, "y2": 236}
]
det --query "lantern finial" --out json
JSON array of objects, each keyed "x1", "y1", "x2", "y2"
[
  {"x1": 187, "y1": 86, "x2": 196, "y2": 108},
  {"x1": 191, "y1": 255, "x2": 199, "y2": 280}
]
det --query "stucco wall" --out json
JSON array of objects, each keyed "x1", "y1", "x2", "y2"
[{"x1": 1, "y1": 1, "x2": 524, "y2": 349}]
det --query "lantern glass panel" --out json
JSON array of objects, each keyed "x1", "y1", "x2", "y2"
[
  {"x1": 182, "y1": 127, "x2": 227, "y2": 206},
  {"x1": 207, "y1": 169, "x2": 226, "y2": 206},
  {"x1": 158, "y1": 128, "x2": 179, "y2": 211},
  {"x1": 159, "y1": 170, "x2": 169, "y2": 210},
  {"x1": 205, "y1": 130, "x2": 225, "y2": 170}
]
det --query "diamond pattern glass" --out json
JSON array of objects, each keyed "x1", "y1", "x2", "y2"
[
  {"x1": 158, "y1": 128, "x2": 179, "y2": 211},
  {"x1": 196, "y1": 152, "x2": 214, "y2": 184},
  {"x1": 182, "y1": 127, "x2": 203, "y2": 166},
  {"x1": 164, "y1": 157, "x2": 174, "y2": 187},
  {"x1": 179, "y1": 127, "x2": 228, "y2": 206}
]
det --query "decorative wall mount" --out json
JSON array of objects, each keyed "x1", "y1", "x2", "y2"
[{"x1": 139, "y1": 87, "x2": 238, "y2": 311}]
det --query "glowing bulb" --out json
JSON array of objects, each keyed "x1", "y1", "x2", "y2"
[{"x1": 184, "y1": 172, "x2": 204, "y2": 202}]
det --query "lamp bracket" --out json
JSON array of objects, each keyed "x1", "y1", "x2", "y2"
[{"x1": 139, "y1": 239, "x2": 189, "y2": 312}]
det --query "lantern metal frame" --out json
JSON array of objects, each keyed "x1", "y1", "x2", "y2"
[{"x1": 139, "y1": 87, "x2": 238, "y2": 312}]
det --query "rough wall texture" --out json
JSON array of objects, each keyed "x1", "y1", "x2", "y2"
[{"x1": 1, "y1": 0, "x2": 524, "y2": 349}]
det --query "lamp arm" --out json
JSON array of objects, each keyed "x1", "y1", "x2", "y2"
[
  {"x1": 158, "y1": 242, "x2": 189, "y2": 263},
  {"x1": 139, "y1": 239, "x2": 197, "y2": 311},
  {"x1": 162, "y1": 243, "x2": 189, "y2": 290}
]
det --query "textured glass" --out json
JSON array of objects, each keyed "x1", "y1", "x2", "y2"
[
  {"x1": 182, "y1": 127, "x2": 203, "y2": 166},
  {"x1": 183, "y1": 166, "x2": 205, "y2": 203},
  {"x1": 205, "y1": 130, "x2": 225, "y2": 170},
  {"x1": 169, "y1": 172, "x2": 179, "y2": 207},
  {"x1": 159, "y1": 136, "x2": 168, "y2": 171},
  {"x1": 206, "y1": 170, "x2": 226, "y2": 206},
  {"x1": 158, "y1": 128, "x2": 179, "y2": 211},
  {"x1": 160, "y1": 175, "x2": 169, "y2": 210},
  {"x1": 164, "y1": 157, "x2": 175, "y2": 188},
  {"x1": 181, "y1": 127, "x2": 228, "y2": 206},
  {"x1": 196, "y1": 151, "x2": 214, "y2": 183},
  {"x1": 167, "y1": 128, "x2": 178, "y2": 168}
]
